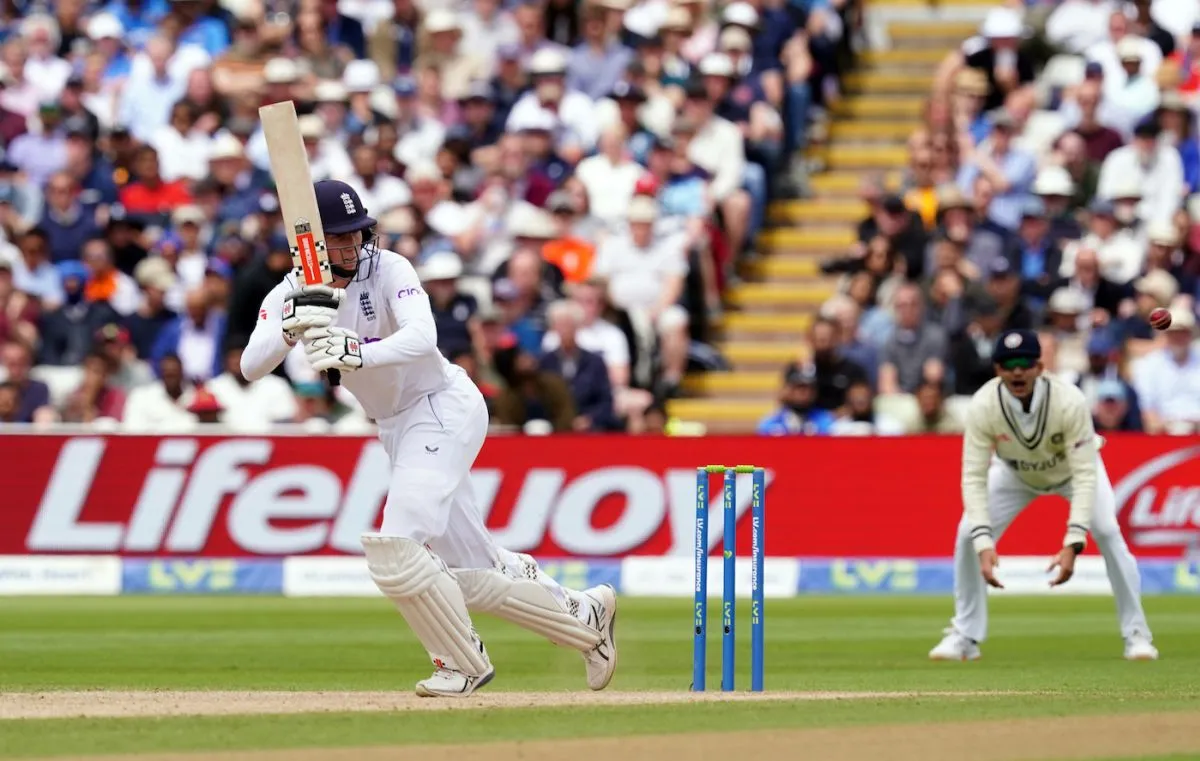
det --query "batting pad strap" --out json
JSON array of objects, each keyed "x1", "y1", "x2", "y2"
[
  {"x1": 456, "y1": 568, "x2": 601, "y2": 652},
  {"x1": 361, "y1": 533, "x2": 491, "y2": 676}
]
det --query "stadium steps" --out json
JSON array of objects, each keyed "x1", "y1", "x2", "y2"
[{"x1": 667, "y1": 7, "x2": 969, "y2": 432}]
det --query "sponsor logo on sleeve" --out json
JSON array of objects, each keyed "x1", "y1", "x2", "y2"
[{"x1": 397, "y1": 287, "x2": 425, "y2": 299}]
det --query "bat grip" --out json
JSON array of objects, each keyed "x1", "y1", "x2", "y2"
[{"x1": 326, "y1": 369, "x2": 342, "y2": 387}]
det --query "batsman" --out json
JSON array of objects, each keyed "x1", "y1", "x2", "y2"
[
  {"x1": 241, "y1": 180, "x2": 618, "y2": 696},
  {"x1": 929, "y1": 329, "x2": 1157, "y2": 662}
]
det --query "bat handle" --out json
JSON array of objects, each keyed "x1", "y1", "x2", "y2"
[{"x1": 326, "y1": 369, "x2": 342, "y2": 387}]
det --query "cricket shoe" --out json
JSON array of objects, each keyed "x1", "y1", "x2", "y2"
[
  {"x1": 1124, "y1": 632, "x2": 1158, "y2": 661},
  {"x1": 928, "y1": 628, "x2": 981, "y2": 661},
  {"x1": 580, "y1": 584, "x2": 618, "y2": 690},
  {"x1": 415, "y1": 636, "x2": 495, "y2": 698}
]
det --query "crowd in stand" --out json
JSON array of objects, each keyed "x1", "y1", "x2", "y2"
[
  {"x1": 761, "y1": 0, "x2": 1200, "y2": 437},
  {"x1": 0, "y1": 0, "x2": 853, "y2": 434}
]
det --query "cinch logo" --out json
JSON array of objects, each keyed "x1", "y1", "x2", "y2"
[{"x1": 397, "y1": 287, "x2": 424, "y2": 299}]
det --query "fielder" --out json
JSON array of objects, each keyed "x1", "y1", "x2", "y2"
[
  {"x1": 929, "y1": 329, "x2": 1157, "y2": 662},
  {"x1": 242, "y1": 180, "x2": 618, "y2": 696}
]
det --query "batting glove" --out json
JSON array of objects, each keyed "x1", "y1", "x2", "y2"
[
  {"x1": 282, "y1": 285, "x2": 344, "y2": 345},
  {"x1": 304, "y1": 327, "x2": 364, "y2": 373}
]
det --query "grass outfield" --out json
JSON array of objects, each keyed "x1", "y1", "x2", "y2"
[{"x1": 0, "y1": 596, "x2": 1198, "y2": 760}]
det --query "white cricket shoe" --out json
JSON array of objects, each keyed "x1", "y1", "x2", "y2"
[
  {"x1": 1124, "y1": 632, "x2": 1158, "y2": 661},
  {"x1": 580, "y1": 584, "x2": 618, "y2": 690},
  {"x1": 928, "y1": 628, "x2": 981, "y2": 661},
  {"x1": 415, "y1": 635, "x2": 496, "y2": 697}
]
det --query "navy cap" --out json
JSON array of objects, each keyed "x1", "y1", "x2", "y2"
[
  {"x1": 988, "y1": 257, "x2": 1015, "y2": 277},
  {"x1": 394, "y1": 75, "x2": 417, "y2": 96},
  {"x1": 783, "y1": 362, "x2": 817, "y2": 386},
  {"x1": 1084, "y1": 61, "x2": 1104, "y2": 78},
  {"x1": 497, "y1": 43, "x2": 521, "y2": 60},
  {"x1": 1020, "y1": 197, "x2": 1046, "y2": 218},
  {"x1": 314, "y1": 180, "x2": 376, "y2": 235},
  {"x1": 1089, "y1": 197, "x2": 1115, "y2": 216},
  {"x1": 1088, "y1": 329, "x2": 1118, "y2": 356},
  {"x1": 1134, "y1": 114, "x2": 1160, "y2": 137},
  {"x1": 992, "y1": 329, "x2": 1041, "y2": 363},
  {"x1": 610, "y1": 81, "x2": 647, "y2": 102}
]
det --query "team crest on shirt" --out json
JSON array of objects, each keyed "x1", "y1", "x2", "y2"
[{"x1": 360, "y1": 291, "x2": 376, "y2": 321}]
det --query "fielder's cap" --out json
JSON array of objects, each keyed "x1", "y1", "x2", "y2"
[
  {"x1": 1087, "y1": 329, "x2": 1118, "y2": 356},
  {"x1": 417, "y1": 251, "x2": 463, "y2": 282},
  {"x1": 1096, "y1": 378, "x2": 1127, "y2": 401},
  {"x1": 314, "y1": 179, "x2": 376, "y2": 235},
  {"x1": 783, "y1": 361, "x2": 817, "y2": 386},
  {"x1": 992, "y1": 329, "x2": 1041, "y2": 362}
]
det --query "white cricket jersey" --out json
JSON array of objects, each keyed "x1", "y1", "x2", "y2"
[
  {"x1": 241, "y1": 250, "x2": 455, "y2": 421},
  {"x1": 960, "y1": 375, "x2": 1100, "y2": 552}
]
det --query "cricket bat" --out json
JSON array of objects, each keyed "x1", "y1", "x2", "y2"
[{"x1": 258, "y1": 100, "x2": 340, "y2": 386}]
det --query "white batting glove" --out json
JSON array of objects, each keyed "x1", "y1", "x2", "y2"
[
  {"x1": 304, "y1": 326, "x2": 364, "y2": 373},
  {"x1": 282, "y1": 285, "x2": 344, "y2": 345}
]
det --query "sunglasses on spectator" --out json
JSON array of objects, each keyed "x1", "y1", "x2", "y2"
[{"x1": 998, "y1": 357, "x2": 1035, "y2": 370}]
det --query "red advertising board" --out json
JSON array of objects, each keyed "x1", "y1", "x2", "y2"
[{"x1": 2, "y1": 434, "x2": 1199, "y2": 558}]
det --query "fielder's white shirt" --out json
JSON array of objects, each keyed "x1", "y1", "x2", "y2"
[
  {"x1": 960, "y1": 374, "x2": 1100, "y2": 552},
  {"x1": 241, "y1": 250, "x2": 455, "y2": 421}
]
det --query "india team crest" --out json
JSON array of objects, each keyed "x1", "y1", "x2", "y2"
[{"x1": 1004, "y1": 333, "x2": 1023, "y2": 349}]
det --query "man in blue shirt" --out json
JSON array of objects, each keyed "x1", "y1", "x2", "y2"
[{"x1": 756, "y1": 362, "x2": 835, "y2": 435}]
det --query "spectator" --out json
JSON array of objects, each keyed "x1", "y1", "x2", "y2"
[
  {"x1": 567, "y1": 2, "x2": 633, "y2": 101},
  {"x1": 1108, "y1": 38, "x2": 1160, "y2": 121},
  {"x1": 1043, "y1": 287, "x2": 1092, "y2": 384},
  {"x1": 122, "y1": 352, "x2": 196, "y2": 432},
  {"x1": 225, "y1": 239, "x2": 292, "y2": 349},
  {"x1": 575, "y1": 122, "x2": 642, "y2": 228},
  {"x1": 756, "y1": 362, "x2": 834, "y2": 435},
  {"x1": 830, "y1": 379, "x2": 906, "y2": 436},
  {"x1": 878, "y1": 193, "x2": 928, "y2": 281},
  {"x1": 1093, "y1": 377, "x2": 1144, "y2": 432},
  {"x1": 0, "y1": 380, "x2": 21, "y2": 423},
  {"x1": 1086, "y1": 8, "x2": 1163, "y2": 100},
  {"x1": 459, "y1": 0, "x2": 521, "y2": 79},
  {"x1": 119, "y1": 144, "x2": 193, "y2": 218},
  {"x1": 879, "y1": 282, "x2": 947, "y2": 394},
  {"x1": 539, "y1": 299, "x2": 618, "y2": 431},
  {"x1": 207, "y1": 346, "x2": 298, "y2": 432},
  {"x1": 1061, "y1": 247, "x2": 1130, "y2": 322},
  {"x1": 1046, "y1": 0, "x2": 1119, "y2": 55},
  {"x1": 117, "y1": 36, "x2": 187, "y2": 143},
  {"x1": 937, "y1": 8, "x2": 1034, "y2": 112},
  {"x1": 541, "y1": 190, "x2": 598, "y2": 284},
  {"x1": 956, "y1": 109, "x2": 1036, "y2": 231},
  {"x1": 1131, "y1": 308, "x2": 1200, "y2": 433},
  {"x1": 0, "y1": 258, "x2": 37, "y2": 346},
  {"x1": 419, "y1": 252, "x2": 480, "y2": 359},
  {"x1": 7, "y1": 101, "x2": 68, "y2": 188},
  {"x1": 151, "y1": 101, "x2": 212, "y2": 182},
  {"x1": 593, "y1": 195, "x2": 690, "y2": 395},
  {"x1": 910, "y1": 380, "x2": 965, "y2": 434},
  {"x1": 681, "y1": 82, "x2": 752, "y2": 256},
  {"x1": 950, "y1": 294, "x2": 1004, "y2": 395},
  {"x1": 984, "y1": 257, "x2": 1036, "y2": 330},
  {"x1": 39, "y1": 260, "x2": 120, "y2": 365},
  {"x1": 186, "y1": 386, "x2": 224, "y2": 426},
  {"x1": 1015, "y1": 197, "x2": 1063, "y2": 301},
  {"x1": 1032, "y1": 165, "x2": 1084, "y2": 243},
  {"x1": 808, "y1": 316, "x2": 867, "y2": 410},
  {"x1": 10, "y1": 228, "x2": 61, "y2": 307},
  {"x1": 492, "y1": 347, "x2": 576, "y2": 433},
  {"x1": 820, "y1": 295, "x2": 880, "y2": 388},
  {"x1": 1097, "y1": 115, "x2": 1183, "y2": 226},
  {"x1": 346, "y1": 142, "x2": 412, "y2": 219},
  {"x1": 39, "y1": 172, "x2": 103, "y2": 263},
  {"x1": 1116, "y1": 268, "x2": 1178, "y2": 347},
  {"x1": 151, "y1": 287, "x2": 226, "y2": 383},
  {"x1": 492, "y1": 244, "x2": 559, "y2": 353},
  {"x1": 1066, "y1": 81, "x2": 1125, "y2": 163},
  {"x1": 0, "y1": 339, "x2": 49, "y2": 421},
  {"x1": 82, "y1": 237, "x2": 140, "y2": 316},
  {"x1": 60, "y1": 350, "x2": 126, "y2": 423},
  {"x1": 1061, "y1": 199, "x2": 1143, "y2": 285},
  {"x1": 507, "y1": 47, "x2": 597, "y2": 155}
]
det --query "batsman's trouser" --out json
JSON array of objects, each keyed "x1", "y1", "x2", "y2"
[
  {"x1": 949, "y1": 455, "x2": 1152, "y2": 643},
  {"x1": 374, "y1": 367, "x2": 578, "y2": 611}
]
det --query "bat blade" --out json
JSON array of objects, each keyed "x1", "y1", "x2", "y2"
[{"x1": 259, "y1": 100, "x2": 341, "y2": 386}]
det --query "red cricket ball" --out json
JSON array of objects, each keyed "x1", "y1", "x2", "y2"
[{"x1": 1149, "y1": 307, "x2": 1173, "y2": 331}]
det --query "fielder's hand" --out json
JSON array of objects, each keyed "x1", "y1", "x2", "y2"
[
  {"x1": 1047, "y1": 546, "x2": 1078, "y2": 587},
  {"x1": 282, "y1": 285, "x2": 343, "y2": 345},
  {"x1": 305, "y1": 327, "x2": 363, "y2": 373},
  {"x1": 978, "y1": 549, "x2": 1004, "y2": 589}
]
